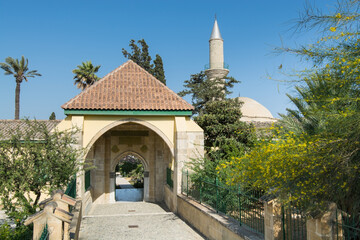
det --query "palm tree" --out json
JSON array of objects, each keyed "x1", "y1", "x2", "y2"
[
  {"x1": 72, "y1": 61, "x2": 101, "y2": 90},
  {"x1": 279, "y1": 68, "x2": 356, "y2": 135},
  {"x1": 0, "y1": 56, "x2": 41, "y2": 119}
]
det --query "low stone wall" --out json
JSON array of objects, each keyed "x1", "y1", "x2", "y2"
[
  {"x1": 82, "y1": 190, "x2": 93, "y2": 216},
  {"x1": 164, "y1": 185, "x2": 176, "y2": 212},
  {"x1": 69, "y1": 200, "x2": 82, "y2": 240},
  {"x1": 69, "y1": 189, "x2": 93, "y2": 240},
  {"x1": 176, "y1": 194, "x2": 263, "y2": 240}
]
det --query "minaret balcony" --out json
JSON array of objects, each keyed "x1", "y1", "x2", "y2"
[{"x1": 204, "y1": 62, "x2": 229, "y2": 70}]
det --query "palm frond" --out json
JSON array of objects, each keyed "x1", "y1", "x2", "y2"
[
  {"x1": 26, "y1": 70, "x2": 41, "y2": 77},
  {"x1": 5, "y1": 57, "x2": 20, "y2": 73},
  {"x1": 0, "y1": 63, "x2": 14, "y2": 75},
  {"x1": 1, "y1": 56, "x2": 41, "y2": 81},
  {"x1": 72, "y1": 60, "x2": 101, "y2": 90}
]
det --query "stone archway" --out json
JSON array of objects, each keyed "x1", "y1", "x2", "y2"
[
  {"x1": 84, "y1": 118, "x2": 174, "y2": 158},
  {"x1": 85, "y1": 121, "x2": 174, "y2": 204},
  {"x1": 110, "y1": 151, "x2": 150, "y2": 201},
  {"x1": 57, "y1": 60, "x2": 204, "y2": 213}
]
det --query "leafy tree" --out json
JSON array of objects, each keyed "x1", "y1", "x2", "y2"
[
  {"x1": 72, "y1": 61, "x2": 100, "y2": 90},
  {"x1": 179, "y1": 71, "x2": 239, "y2": 115},
  {"x1": 278, "y1": 67, "x2": 356, "y2": 135},
  {"x1": 0, "y1": 120, "x2": 83, "y2": 229},
  {"x1": 122, "y1": 39, "x2": 166, "y2": 85},
  {"x1": 0, "y1": 56, "x2": 41, "y2": 120},
  {"x1": 179, "y1": 71, "x2": 256, "y2": 164},
  {"x1": 49, "y1": 112, "x2": 56, "y2": 120},
  {"x1": 195, "y1": 99, "x2": 256, "y2": 158},
  {"x1": 129, "y1": 164, "x2": 144, "y2": 188}
]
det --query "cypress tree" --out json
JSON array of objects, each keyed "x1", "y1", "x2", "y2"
[
  {"x1": 153, "y1": 54, "x2": 166, "y2": 85},
  {"x1": 122, "y1": 39, "x2": 166, "y2": 85},
  {"x1": 49, "y1": 112, "x2": 56, "y2": 120}
]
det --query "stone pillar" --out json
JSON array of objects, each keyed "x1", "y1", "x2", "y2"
[
  {"x1": 105, "y1": 133, "x2": 111, "y2": 202},
  {"x1": 264, "y1": 200, "x2": 283, "y2": 240},
  {"x1": 155, "y1": 148, "x2": 164, "y2": 201},
  {"x1": 174, "y1": 117, "x2": 188, "y2": 197},
  {"x1": 109, "y1": 172, "x2": 116, "y2": 203},
  {"x1": 93, "y1": 136, "x2": 105, "y2": 203},
  {"x1": 306, "y1": 203, "x2": 342, "y2": 240},
  {"x1": 144, "y1": 171, "x2": 150, "y2": 201},
  {"x1": 63, "y1": 222, "x2": 70, "y2": 240},
  {"x1": 25, "y1": 202, "x2": 73, "y2": 240},
  {"x1": 71, "y1": 115, "x2": 85, "y2": 199},
  {"x1": 38, "y1": 191, "x2": 76, "y2": 240},
  {"x1": 186, "y1": 131, "x2": 204, "y2": 162},
  {"x1": 148, "y1": 132, "x2": 156, "y2": 202},
  {"x1": 31, "y1": 216, "x2": 46, "y2": 240}
]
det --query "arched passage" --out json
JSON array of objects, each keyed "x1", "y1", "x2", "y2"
[
  {"x1": 85, "y1": 118, "x2": 174, "y2": 158},
  {"x1": 85, "y1": 121, "x2": 173, "y2": 204},
  {"x1": 112, "y1": 151, "x2": 149, "y2": 202},
  {"x1": 111, "y1": 151, "x2": 148, "y2": 171}
]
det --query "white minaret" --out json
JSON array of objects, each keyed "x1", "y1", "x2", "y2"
[{"x1": 205, "y1": 17, "x2": 229, "y2": 80}]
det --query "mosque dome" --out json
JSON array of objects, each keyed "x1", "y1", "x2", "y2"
[{"x1": 237, "y1": 97, "x2": 277, "y2": 123}]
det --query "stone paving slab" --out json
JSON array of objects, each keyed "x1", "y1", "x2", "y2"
[
  {"x1": 79, "y1": 202, "x2": 205, "y2": 240},
  {"x1": 88, "y1": 202, "x2": 170, "y2": 216}
]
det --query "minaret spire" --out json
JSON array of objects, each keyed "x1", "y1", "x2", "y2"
[
  {"x1": 210, "y1": 17, "x2": 223, "y2": 40},
  {"x1": 205, "y1": 17, "x2": 229, "y2": 80}
]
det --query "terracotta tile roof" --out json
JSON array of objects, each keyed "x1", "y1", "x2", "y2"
[
  {"x1": 0, "y1": 120, "x2": 61, "y2": 140},
  {"x1": 62, "y1": 60, "x2": 194, "y2": 111}
]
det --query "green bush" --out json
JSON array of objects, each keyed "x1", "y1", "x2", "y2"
[{"x1": 0, "y1": 222, "x2": 32, "y2": 240}]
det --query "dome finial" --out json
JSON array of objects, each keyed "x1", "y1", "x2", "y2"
[{"x1": 210, "y1": 16, "x2": 222, "y2": 40}]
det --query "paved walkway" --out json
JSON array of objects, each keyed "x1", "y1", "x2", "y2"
[
  {"x1": 116, "y1": 174, "x2": 134, "y2": 189},
  {"x1": 78, "y1": 202, "x2": 205, "y2": 240}
]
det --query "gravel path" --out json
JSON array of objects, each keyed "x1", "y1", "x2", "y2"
[{"x1": 78, "y1": 202, "x2": 205, "y2": 240}]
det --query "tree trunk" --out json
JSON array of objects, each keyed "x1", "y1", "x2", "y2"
[
  {"x1": 34, "y1": 191, "x2": 41, "y2": 206},
  {"x1": 15, "y1": 81, "x2": 20, "y2": 120}
]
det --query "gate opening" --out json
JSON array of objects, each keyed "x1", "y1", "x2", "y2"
[{"x1": 115, "y1": 154, "x2": 144, "y2": 201}]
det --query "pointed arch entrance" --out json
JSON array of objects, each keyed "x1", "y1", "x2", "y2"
[
  {"x1": 112, "y1": 151, "x2": 148, "y2": 202},
  {"x1": 84, "y1": 121, "x2": 174, "y2": 204}
]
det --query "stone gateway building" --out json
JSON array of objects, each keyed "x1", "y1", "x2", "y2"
[{"x1": 56, "y1": 60, "x2": 204, "y2": 212}]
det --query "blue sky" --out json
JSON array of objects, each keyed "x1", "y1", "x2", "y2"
[{"x1": 0, "y1": 0, "x2": 335, "y2": 120}]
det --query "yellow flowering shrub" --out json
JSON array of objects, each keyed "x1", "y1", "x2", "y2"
[{"x1": 221, "y1": 132, "x2": 359, "y2": 212}]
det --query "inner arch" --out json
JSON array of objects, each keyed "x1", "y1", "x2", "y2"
[
  {"x1": 112, "y1": 151, "x2": 148, "y2": 172},
  {"x1": 85, "y1": 118, "x2": 174, "y2": 157}
]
